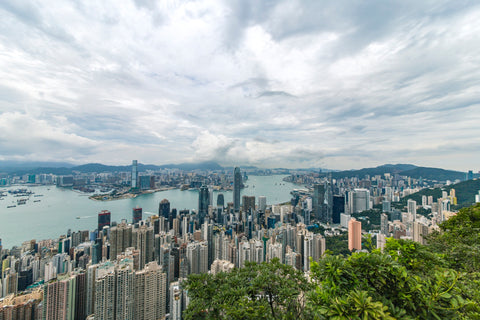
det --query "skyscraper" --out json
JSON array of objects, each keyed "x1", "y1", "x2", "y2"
[
  {"x1": 216, "y1": 193, "x2": 224, "y2": 208},
  {"x1": 159, "y1": 199, "x2": 170, "y2": 219},
  {"x1": 242, "y1": 195, "x2": 255, "y2": 214},
  {"x1": 198, "y1": 185, "x2": 209, "y2": 225},
  {"x1": 313, "y1": 184, "x2": 325, "y2": 221},
  {"x1": 131, "y1": 160, "x2": 138, "y2": 189},
  {"x1": 233, "y1": 167, "x2": 242, "y2": 213},
  {"x1": 98, "y1": 210, "x2": 111, "y2": 231},
  {"x1": 258, "y1": 196, "x2": 267, "y2": 212},
  {"x1": 132, "y1": 207, "x2": 142, "y2": 224}
]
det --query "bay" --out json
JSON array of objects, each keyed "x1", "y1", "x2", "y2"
[{"x1": 0, "y1": 175, "x2": 298, "y2": 248}]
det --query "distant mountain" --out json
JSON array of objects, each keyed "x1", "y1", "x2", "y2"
[
  {"x1": 399, "y1": 167, "x2": 465, "y2": 181},
  {"x1": 326, "y1": 164, "x2": 464, "y2": 182},
  {"x1": 400, "y1": 178, "x2": 480, "y2": 209},
  {"x1": 3, "y1": 161, "x2": 224, "y2": 175},
  {"x1": 328, "y1": 164, "x2": 418, "y2": 179},
  {"x1": 0, "y1": 161, "x2": 75, "y2": 173}
]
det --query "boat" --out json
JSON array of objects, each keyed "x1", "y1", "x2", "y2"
[
  {"x1": 34, "y1": 200, "x2": 41, "y2": 203},
  {"x1": 7, "y1": 205, "x2": 16, "y2": 208},
  {"x1": 17, "y1": 198, "x2": 28, "y2": 205},
  {"x1": 34, "y1": 194, "x2": 44, "y2": 197},
  {"x1": 76, "y1": 216, "x2": 81, "y2": 219}
]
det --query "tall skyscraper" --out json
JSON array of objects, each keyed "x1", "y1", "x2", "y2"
[
  {"x1": 216, "y1": 193, "x2": 224, "y2": 208},
  {"x1": 131, "y1": 160, "x2": 138, "y2": 189},
  {"x1": 332, "y1": 195, "x2": 345, "y2": 224},
  {"x1": 98, "y1": 210, "x2": 111, "y2": 231},
  {"x1": 349, "y1": 189, "x2": 370, "y2": 214},
  {"x1": 407, "y1": 199, "x2": 417, "y2": 220},
  {"x1": 159, "y1": 199, "x2": 170, "y2": 219},
  {"x1": 313, "y1": 184, "x2": 325, "y2": 221},
  {"x1": 348, "y1": 218, "x2": 362, "y2": 251},
  {"x1": 233, "y1": 167, "x2": 242, "y2": 213},
  {"x1": 258, "y1": 196, "x2": 267, "y2": 212},
  {"x1": 198, "y1": 185, "x2": 209, "y2": 225},
  {"x1": 132, "y1": 207, "x2": 142, "y2": 224},
  {"x1": 110, "y1": 223, "x2": 133, "y2": 261},
  {"x1": 242, "y1": 195, "x2": 255, "y2": 214}
]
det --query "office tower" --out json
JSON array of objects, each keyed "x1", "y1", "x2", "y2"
[
  {"x1": 131, "y1": 160, "x2": 138, "y2": 188},
  {"x1": 198, "y1": 185, "x2": 209, "y2": 225},
  {"x1": 382, "y1": 200, "x2": 391, "y2": 213},
  {"x1": 134, "y1": 261, "x2": 166, "y2": 320},
  {"x1": 159, "y1": 199, "x2": 170, "y2": 219},
  {"x1": 381, "y1": 213, "x2": 389, "y2": 235},
  {"x1": 407, "y1": 199, "x2": 417, "y2": 220},
  {"x1": 349, "y1": 189, "x2": 370, "y2": 214},
  {"x1": 348, "y1": 218, "x2": 362, "y2": 251},
  {"x1": 98, "y1": 210, "x2": 111, "y2": 231},
  {"x1": 422, "y1": 195, "x2": 427, "y2": 207},
  {"x1": 233, "y1": 167, "x2": 242, "y2": 212},
  {"x1": 132, "y1": 207, "x2": 142, "y2": 224},
  {"x1": 110, "y1": 223, "x2": 133, "y2": 261},
  {"x1": 43, "y1": 274, "x2": 77, "y2": 320},
  {"x1": 313, "y1": 184, "x2": 325, "y2": 221},
  {"x1": 323, "y1": 181, "x2": 333, "y2": 224},
  {"x1": 332, "y1": 195, "x2": 345, "y2": 224},
  {"x1": 242, "y1": 195, "x2": 255, "y2": 214},
  {"x1": 132, "y1": 225, "x2": 154, "y2": 270},
  {"x1": 258, "y1": 196, "x2": 267, "y2": 212},
  {"x1": 217, "y1": 193, "x2": 224, "y2": 208}
]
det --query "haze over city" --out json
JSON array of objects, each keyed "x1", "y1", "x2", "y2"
[{"x1": 1, "y1": 0, "x2": 479, "y2": 170}]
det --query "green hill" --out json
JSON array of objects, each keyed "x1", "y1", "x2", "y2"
[
  {"x1": 399, "y1": 167, "x2": 464, "y2": 181},
  {"x1": 399, "y1": 178, "x2": 480, "y2": 209}
]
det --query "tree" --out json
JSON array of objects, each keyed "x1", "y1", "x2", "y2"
[{"x1": 183, "y1": 258, "x2": 313, "y2": 320}]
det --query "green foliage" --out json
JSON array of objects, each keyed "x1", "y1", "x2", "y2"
[
  {"x1": 183, "y1": 258, "x2": 313, "y2": 320},
  {"x1": 324, "y1": 233, "x2": 350, "y2": 256},
  {"x1": 427, "y1": 203, "x2": 480, "y2": 272},
  {"x1": 352, "y1": 209, "x2": 381, "y2": 232}
]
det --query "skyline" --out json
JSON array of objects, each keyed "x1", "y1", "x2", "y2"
[{"x1": 1, "y1": 1, "x2": 480, "y2": 171}]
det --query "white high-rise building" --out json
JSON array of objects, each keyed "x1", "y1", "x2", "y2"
[
  {"x1": 407, "y1": 199, "x2": 417, "y2": 220},
  {"x1": 258, "y1": 196, "x2": 267, "y2": 212}
]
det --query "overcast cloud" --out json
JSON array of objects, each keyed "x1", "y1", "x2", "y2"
[{"x1": 0, "y1": 0, "x2": 479, "y2": 170}]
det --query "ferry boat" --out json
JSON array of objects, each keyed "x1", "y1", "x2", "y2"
[
  {"x1": 17, "y1": 198, "x2": 28, "y2": 205},
  {"x1": 7, "y1": 205, "x2": 16, "y2": 208},
  {"x1": 34, "y1": 200, "x2": 41, "y2": 203}
]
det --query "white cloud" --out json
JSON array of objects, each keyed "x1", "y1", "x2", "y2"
[{"x1": 0, "y1": 0, "x2": 479, "y2": 170}]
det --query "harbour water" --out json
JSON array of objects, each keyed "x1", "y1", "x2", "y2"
[{"x1": 0, "y1": 175, "x2": 298, "y2": 248}]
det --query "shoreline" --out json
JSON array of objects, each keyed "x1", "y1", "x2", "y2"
[{"x1": 88, "y1": 187, "x2": 177, "y2": 201}]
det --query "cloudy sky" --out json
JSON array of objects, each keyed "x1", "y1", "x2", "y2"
[{"x1": 0, "y1": 0, "x2": 479, "y2": 171}]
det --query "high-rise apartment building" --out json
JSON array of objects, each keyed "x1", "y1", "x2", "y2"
[
  {"x1": 134, "y1": 261, "x2": 166, "y2": 320},
  {"x1": 348, "y1": 218, "x2": 362, "y2": 251}
]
